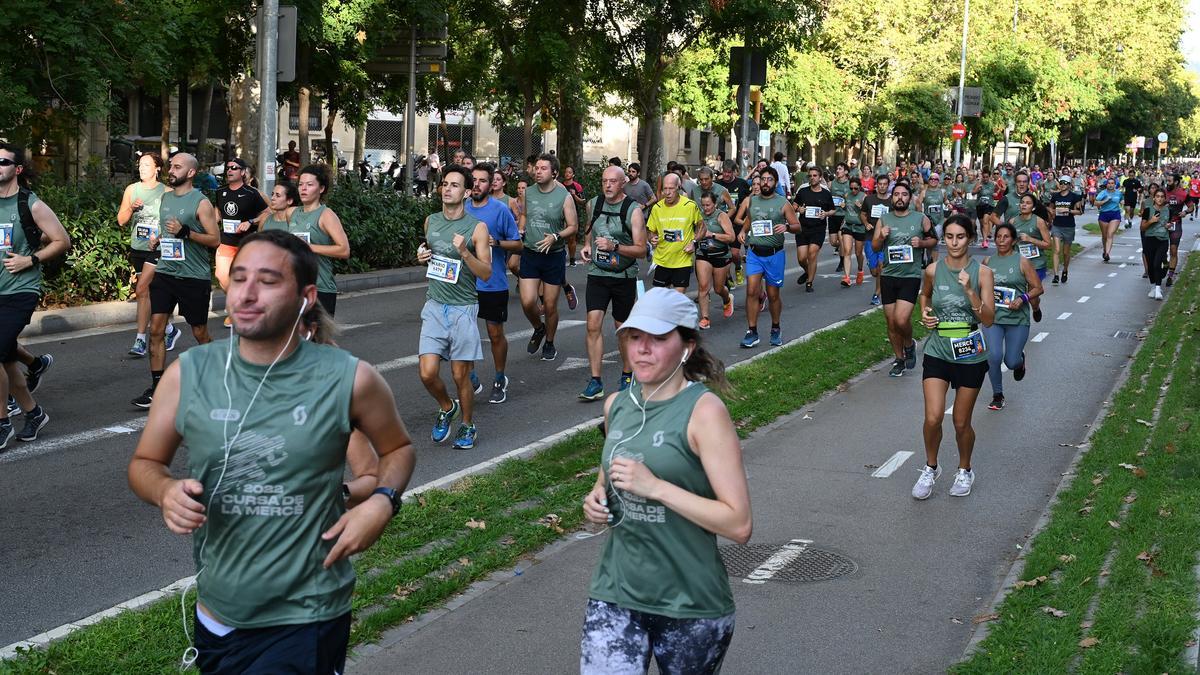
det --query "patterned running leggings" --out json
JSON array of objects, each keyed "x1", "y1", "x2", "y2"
[{"x1": 580, "y1": 599, "x2": 735, "y2": 675}]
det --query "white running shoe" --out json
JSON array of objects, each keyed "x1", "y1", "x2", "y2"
[
  {"x1": 912, "y1": 465, "x2": 941, "y2": 500},
  {"x1": 949, "y1": 468, "x2": 975, "y2": 497},
  {"x1": 1148, "y1": 285, "x2": 1156, "y2": 298},
  {"x1": 1153, "y1": 286, "x2": 1163, "y2": 301}
]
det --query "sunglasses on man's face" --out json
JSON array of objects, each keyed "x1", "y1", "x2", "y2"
[
  {"x1": 226, "y1": 165, "x2": 242, "y2": 171},
  {"x1": 0, "y1": 158, "x2": 17, "y2": 167}
]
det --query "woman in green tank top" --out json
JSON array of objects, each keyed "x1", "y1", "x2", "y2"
[
  {"x1": 694, "y1": 192, "x2": 735, "y2": 330},
  {"x1": 1140, "y1": 187, "x2": 1171, "y2": 297},
  {"x1": 913, "y1": 214, "x2": 995, "y2": 500},
  {"x1": 982, "y1": 223, "x2": 1043, "y2": 411},
  {"x1": 1009, "y1": 193, "x2": 1051, "y2": 321},
  {"x1": 839, "y1": 178, "x2": 868, "y2": 286},
  {"x1": 257, "y1": 181, "x2": 300, "y2": 232},
  {"x1": 581, "y1": 288, "x2": 751, "y2": 672},
  {"x1": 294, "y1": 166, "x2": 351, "y2": 315},
  {"x1": 117, "y1": 152, "x2": 169, "y2": 356}
]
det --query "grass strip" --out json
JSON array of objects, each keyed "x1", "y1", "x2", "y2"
[
  {"x1": 3, "y1": 308, "x2": 919, "y2": 674},
  {"x1": 954, "y1": 256, "x2": 1199, "y2": 673}
]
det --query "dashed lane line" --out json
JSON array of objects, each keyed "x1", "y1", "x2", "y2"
[
  {"x1": 871, "y1": 451, "x2": 914, "y2": 478},
  {"x1": 1057, "y1": 312, "x2": 1072, "y2": 320},
  {"x1": 1031, "y1": 332, "x2": 1049, "y2": 343},
  {"x1": 1078, "y1": 296, "x2": 1091, "y2": 303}
]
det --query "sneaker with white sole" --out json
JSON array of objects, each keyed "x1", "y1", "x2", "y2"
[
  {"x1": 128, "y1": 337, "x2": 148, "y2": 358},
  {"x1": 164, "y1": 324, "x2": 182, "y2": 352},
  {"x1": 25, "y1": 354, "x2": 53, "y2": 393},
  {"x1": 912, "y1": 465, "x2": 942, "y2": 500},
  {"x1": 16, "y1": 408, "x2": 49, "y2": 442},
  {"x1": 1153, "y1": 286, "x2": 1163, "y2": 301},
  {"x1": 949, "y1": 468, "x2": 974, "y2": 497}
]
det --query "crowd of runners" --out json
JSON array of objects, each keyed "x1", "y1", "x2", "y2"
[{"x1": 1, "y1": 136, "x2": 1196, "y2": 673}]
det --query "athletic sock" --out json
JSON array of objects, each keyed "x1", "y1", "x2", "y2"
[
  {"x1": 771, "y1": 324, "x2": 780, "y2": 330},
  {"x1": 151, "y1": 370, "x2": 164, "y2": 388},
  {"x1": 495, "y1": 371, "x2": 505, "y2": 384},
  {"x1": 136, "y1": 332, "x2": 147, "y2": 342},
  {"x1": 27, "y1": 405, "x2": 42, "y2": 418}
]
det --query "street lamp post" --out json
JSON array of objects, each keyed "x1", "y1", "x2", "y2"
[{"x1": 953, "y1": 0, "x2": 970, "y2": 170}]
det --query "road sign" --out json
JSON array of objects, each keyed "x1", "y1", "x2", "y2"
[
  {"x1": 945, "y1": 87, "x2": 982, "y2": 117},
  {"x1": 951, "y1": 123, "x2": 967, "y2": 140},
  {"x1": 1157, "y1": 132, "x2": 1168, "y2": 142},
  {"x1": 758, "y1": 129, "x2": 771, "y2": 148},
  {"x1": 728, "y1": 48, "x2": 767, "y2": 86}
]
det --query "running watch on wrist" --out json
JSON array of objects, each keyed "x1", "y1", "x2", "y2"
[
  {"x1": 177, "y1": 226, "x2": 190, "y2": 240},
  {"x1": 29, "y1": 254, "x2": 39, "y2": 267},
  {"x1": 371, "y1": 487, "x2": 401, "y2": 516}
]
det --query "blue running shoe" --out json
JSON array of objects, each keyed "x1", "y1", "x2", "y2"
[
  {"x1": 770, "y1": 327, "x2": 782, "y2": 346},
  {"x1": 870, "y1": 294, "x2": 881, "y2": 306},
  {"x1": 164, "y1": 324, "x2": 182, "y2": 352},
  {"x1": 579, "y1": 377, "x2": 605, "y2": 401},
  {"x1": 128, "y1": 337, "x2": 147, "y2": 358},
  {"x1": 740, "y1": 330, "x2": 760, "y2": 348},
  {"x1": 451, "y1": 423, "x2": 477, "y2": 449},
  {"x1": 432, "y1": 400, "x2": 461, "y2": 443}
]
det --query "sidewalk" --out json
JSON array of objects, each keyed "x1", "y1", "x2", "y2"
[
  {"x1": 25, "y1": 265, "x2": 426, "y2": 338},
  {"x1": 346, "y1": 231, "x2": 1156, "y2": 673}
]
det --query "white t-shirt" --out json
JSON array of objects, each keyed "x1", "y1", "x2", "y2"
[{"x1": 771, "y1": 161, "x2": 792, "y2": 195}]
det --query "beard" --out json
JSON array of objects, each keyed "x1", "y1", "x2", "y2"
[{"x1": 167, "y1": 173, "x2": 188, "y2": 187}]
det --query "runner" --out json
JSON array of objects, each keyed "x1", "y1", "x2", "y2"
[
  {"x1": 518, "y1": 153, "x2": 579, "y2": 362},
  {"x1": 117, "y1": 152, "x2": 181, "y2": 357},
  {"x1": 838, "y1": 177, "x2": 868, "y2": 288},
  {"x1": 624, "y1": 162, "x2": 657, "y2": 210},
  {"x1": 1008, "y1": 193, "x2": 1052, "y2": 322},
  {"x1": 735, "y1": 167, "x2": 801, "y2": 348},
  {"x1": 132, "y1": 153, "x2": 220, "y2": 409},
  {"x1": 465, "y1": 163, "x2": 521, "y2": 404},
  {"x1": 829, "y1": 163, "x2": 852, "y2": 273},
  {"x1": 1187, "y1": 171, "x2": 1200, "y2": 221},
  {"x1": 489, "y1": 168, "x2": 511, "y2": 208},
  {"x1": 1048, "y1": 176, "x2": 1083, "y2": 285},
  {"x1": 873, "y1": 181, "x2": 937, "y2": 377},
  {"x1": 1140, "y1": 187, "x2": 1171, "y2": 300},
  {"x1": 0, "y1": 143, "x2": 71, "y2": 445},
  {"x1": 918, "y1": 172, "x2": 950, "y2": 264},
  {"x1": 562, "y1": 165, "x2": 587, "y2": 267},
  {"x1": 983, "y1": 222, "x2": 1043, "y2": 411},
  {"x1": 792, "y1": 165, "x2": 835, "y2": 292},
  {"x1": 416, "y1": 165, "x2": 493, "y2": 449},
  {"x1": 913, "y1": 214, "x2": 995, "y2": 499},
  {"x1": 1094, "y1": 177, "x2": 1123, "y2": 262},
  {"x1": 281, "y1": 166, "x2": 351, "y2": 315},
  {"x1": 645, "y1": 173, "x2": 702, "y2": 293},
  {"x1": 860, "y1": 174, "x2": 892, "y2": 306},
  {"x1": 215, "y1": 158, "x2": 269, "y2": 326},
  {"x1": 694, "y1": 191, "x2": 736, "y2": 329},
  {"x1": 127, "y1": 229, "x2": 415, "y2": 674},
  {"x1": 715, "y1": 160, "x2": 750, "y2": 287},
  {"x1": 974, "y1": 168, "x2": 996, "y2": 248},
  {"x1": 1163, "y1": 173, "x2": 1194, "y2": 287},
  {"x1": 580, "y1": 287, "x2": 750, "y2": 674},
  {"x1": 1122, "y1": 169, "x2": 1142, "y2": 229},
  {"x1": 578, "y1": 166, "x2": 647, "y2": 401},
  {"x1": 694, "y1": 166, "x2": 734, "y2": 213}
]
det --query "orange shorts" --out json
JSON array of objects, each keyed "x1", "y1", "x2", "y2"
[{"x1": 216, "y1": 244, "x2": 239, "y2": 258}]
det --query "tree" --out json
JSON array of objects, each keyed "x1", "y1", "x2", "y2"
[
  {"x1": 877, "y1": 81, "x2": 952, "y2": 159},
  {"x1": 760, "y1": 51, "x2": 859, "y2": 163},
  {"x1": 661, "y1": 38, "x2": 737, "y2": 135}
]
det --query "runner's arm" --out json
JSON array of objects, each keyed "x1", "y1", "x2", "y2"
[
  {"x1": 918, "y1": 216, "x2": 938, "y2": 248},
  {"x1": 782, "y1": 201, "x2": 802, "y2": 233},
  {"x1": 974, "y1": 265, "x2": 996, "y2": 328},
  {"x1": 618, "y1": 205, "x2": 648, "y2": 259},
  {"x1": 715, "y1": 212, "x2": 736, "y2": 243},
  {"x1": 919, "y1": 264, "x2": 937, "y2": 328},
  {"x1": 458, "y1": 221, "x2": 492, "y2": 281},
  {"x1": 583, "y1": 395, "x2": 621, "y2": 525},
  {"x1": 343, "y1": 431, "x2": 379, "y2": 508},
  {"x1": 1034, "y1": 218, "x2": 1052, "y2": 249},
  {"x1": 117, "y1": 184, "x2": 137, "y2": 227},
  {"x1": 558, "y1": 193, "x2": 579, "y2": 240},
  {"x1": 27, "y1": 200, "x2": 71, "y2": 261},
  {"x1": 127, "y1": 362, "x2": 202, "y2": 535},
  {"x1": 1020, "y1": 258, "x2": 1044, "y2": 302},
  {"x1": 313, "y1": 208, "x2": 351, "y2": 260},
  {"x1": 190, "y1": 199, "x2": 222, "y2": 249}
]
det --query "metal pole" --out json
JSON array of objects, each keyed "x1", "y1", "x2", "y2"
[
  {"x1": 257, "y1": 0, "x2": 279, "y2": 192},
  {"x1": 953, "y1": 0, "x2": 969, "y2": 170},
  {"x1": 1083, "y1": 135, "x2": 1088, "y2": 169},
  {"x1": 739, "y1": 28, "x2": 753, "y2": 175},
  {"x1": 1012, "y1": 0, "x2": 1018, "y2": 32},
  {"x1": 1003, "y1": 127, "x2": 1010, "y2": 167},
  {"x1": 405, "y1": 25, "x2": 417, "y2": 195}
]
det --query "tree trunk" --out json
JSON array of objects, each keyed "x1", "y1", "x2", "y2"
[
  {"x1": 636, "y1": 88, "x2": 664, "y2": 177},
  {"x1": 297, "y1": 85, "x2": 311, "y2": 165},
  {"x1": 353, "y1": 122, "x2": 365, "y2": 167},
  {"x1": 197, "y1": 82, "x2": 215, "y2": 165},
  {"x1": 555, "y1": 89, "x2": 585, "y2": 171},
  {"x1": 324, "y1": 107, "x2": 338, "y2": 186},
  {"x1": 160, "y1": 90, "x2": 171, "y2": 160},
  {"x1": 522, "y1": 100, "x2": 537, "y2": 161},
  {"x1": 178, "y1": 78, "x2": 189, "y2": 151}
]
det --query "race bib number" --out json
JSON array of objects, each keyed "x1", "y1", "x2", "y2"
[
  {"x1": 1166, "y1": 220, "x2": 1177, "y2": 232},
  {"x1": 0, "y1": 224, "x2": 11, "y2": 252},
  {"x1": 663, "y1": 229, "x2": 683, "y2": 243},
  {"x1": 160, "y1": 238, "x2": 185, "y2": 261},
  {"x1": 222, "y1": 219, "x2": 240, "y2": 234},
  {"x1": 870, "y1": 204, "x2": 888, "y2": 219},
  {"x1": 1018, "y1": 242, "x2": 1040, "y2": 259},
  {"x1": 927, "y1": 204, "x2": 943, "y2": 214},
  {"x1": 833, "y1": 196, "x2": 845, "y2": 208},
  {"x1": 967, "y1": 193, "x2": 978, "y2": 201},
  {"x1": 804, "y1": 206, "x2": 823, "y2": 219},
  {"x1": 887, "y1": 245, "x2": 914, "y2": 264},
  {"x1": 595, "y1": 249, "x2": 617, "y2": 267},
  {"x1": 1055, "y1": 206, "x2": 1069, "y2": 216},
  {"x1": 135, "y1": 223, "x2": 158, "y2": 241},
  {"x1": 994, "y1": 285, "x2": 1017, "y2": 308},
  {"x1": 293, "y1": 231, "x2": 311, "y2": 244},
  {"x1": 426, "y1": 254, "x2": 462, "y2": 284},
  {"x1": 750, "y1": 220, "x2": 774, "y2": 237},
  {"x1": 950, "y1": 330, "x2": 987, "y2": 361}
]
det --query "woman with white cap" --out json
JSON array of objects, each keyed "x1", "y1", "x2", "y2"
[{"x1": 580, "y1": 287, "x2": 752, "y2": 674}]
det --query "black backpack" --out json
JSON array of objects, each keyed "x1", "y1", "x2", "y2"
[
  {"x1": 589, "y1": 197, "x2": 637, "y2": 272},
  {"x1": 16, "y1": 187, "x2": 64, "y2": 275}
]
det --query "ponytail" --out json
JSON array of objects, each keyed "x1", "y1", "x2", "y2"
[{"x1": 676, "y1": 327, "x2": 731, "y2": 395}]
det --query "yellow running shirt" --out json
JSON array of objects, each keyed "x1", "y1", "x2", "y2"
[{"x1": 646, "y1": 197, "x2": 702, "y2": 269}]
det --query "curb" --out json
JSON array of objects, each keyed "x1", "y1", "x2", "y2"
[{"x1": 24, "y1": 266, "x2": 427, "y2": 339}]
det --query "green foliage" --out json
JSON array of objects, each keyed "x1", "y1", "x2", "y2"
[
  {"x1": 877, "y1": 81, "x2": 953, "y2": 153},
  {"x1": 761, "y1": 51, "x2": 860, "y2": 144},
  {"x1": 662, "y1": 38, "x2": 738, "y2": 133},
  {"x1": 325, "y1": 182, "x2": 438, "y2": 274}
]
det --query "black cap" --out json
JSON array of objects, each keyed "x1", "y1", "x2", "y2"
[{"x1": 227, "y1": 157, "x2": 249, "y2": 169}]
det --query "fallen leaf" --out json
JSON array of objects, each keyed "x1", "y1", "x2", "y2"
[
  {"x1": 1118, "y1": 463, "x2": 1137, "y2": 470},
  {"x1": 1108, "y1": 520, "x2": 1121, "y2": 529},
  {"x1": 498, "y1": 535, "x2": 516, "y2": 546},
  {"x1": 466, "y1": 518, "x2": 487, "y2": 530},
  {"x1": 1136, "y1": 451, "x2": 1147, "y2": 457},
  {"x1": 417, "y1": 495, "x2": 428, "y2": 507},
  {"x1": 864, "y1": 464, "x2": 879, "y2": 469},
  {"x1": 950, "y1": 617, "x2": 963, "y2": 624},
  {"x1": 1159, "y1": 507, "x2": 1173, "y2": 517},
  {"x1": 1133, "y1": 468, "x2": 1147, "y2": 478},
  {"x1": 1185, "y1": 639, "x2": 1197, "y2": 647},
  {"x1": 574, "y1": 470, "x2": 593, "y2": 479},
  {"x1": 1078, "y1": 506, "x2": 1094, "y2": 515},
  {"x1": 1079, "y1": 636, "x2": 1100, "y2": 648},
  {"x1": 1014, "y1": 575, "x2": 1049, "y2": 589},
  {"x1": 458, "y1": 557, "x2": 471, "y2": 566},
  {"x1": 1123, "y1": 494, "x2": 1138, "y2": 504},
  {"x1": 971, "y1": 613, "x2": 1000, "y2": 624},
  {"x1": 1179, "y1": 422, "x2": 1191, "y2": 433},
  {"x1": 1135, "y1": 418, "x2": 1153, "y2": 427},
  {"x1": 1165, "y1": 443, "x2": 1177, "y2": 454},
  {"x1": 537, "y1": 513, "x2": 565, "y2": 534},
  {"x1": 1092, "y1": 476, "x2": 1105, "y2": 486},
  {"x1": 1041, "y1": 606, "x2": 1068, "y2": 618},
  {"x1": 1058, "y1": 554, "x2": 1077, "y2": 564},
  {"x1": 391, "y1": 582, "x2": 418, "y2": 600}
]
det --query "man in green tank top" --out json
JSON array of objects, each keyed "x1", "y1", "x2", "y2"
[
  {"x1": 133, "y1": 153, "x2": 221, "y2": 410},
  {"x1": 417, "y1": 165, "x2": 493, "y2": 449},
  {"x1": 873, "y1": 181, "x2": 937, "y2": 377},
  {"x1": 128, "y1": 230, "x2": 416, "y2": 674},
  {"x1": 0, "y1": 143, "x2": 72, "y2": 447},
  {"x1": 579, "y1": 165, "x2": 647, "y2": 402},
  {"x1": 518, "y1": 153, "x2": 579, "y2": 362}
]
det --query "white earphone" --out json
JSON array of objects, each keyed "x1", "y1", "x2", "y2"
[
  {"x1": 300, "y1": 297, "x2": 309, "y2": 314},
  {"x1": 681, "y1": 348, "x2": 690, "y2": 364}
]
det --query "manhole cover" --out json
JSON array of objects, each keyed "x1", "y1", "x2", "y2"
[{"x1": 720, "y1": 543, "x2": 858, "y2": 582}]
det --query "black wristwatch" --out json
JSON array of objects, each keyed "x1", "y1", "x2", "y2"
[
  {"x1": 177, "y1": 226, "x2": 191, "y2": 240},
  {"x1": 371, "y1": 487, "x2": 402, "y2": 516},
  {"x1": 29, "y1": 254, "x2": 39, "y2": 267}
]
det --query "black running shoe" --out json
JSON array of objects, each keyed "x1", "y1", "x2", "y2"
[
  {"x1": 1013, "y1": 355, "x2": 1026, "y2": 382},
  {"x1": 904, "y1": 344, "x2": 916, "y2": 370},
  {"x1": 26, "y1": 354, "x2": 53, "y2": 393},
  {"x1": 1033, "y1": 308, "x2": 1042, "y2": 322},
  {"x1": 1052, "y1": 275, "x2": 1060, "y2": 285},
  {"x1": 1061, "y1": 270, "x2": 1068, "y2": 284},
  {"x1": 889, "y1": 359, "x2": 905, "y2": 377},
  {"x1": 16, "y1": 408, "x2": 48, "y2": 442},
  {"x1": 1166, "y1": 275, "x2": 1174, "y2": 287},
  {"x1": 987, "y1": 394, "x2": 1005, "y2": 411},
  {"x1": 132, "y1": 387, "x2": 154, "y2": 409},
  {"x1": 527, "y1": 325, "x2": 546, "y2": 354}
]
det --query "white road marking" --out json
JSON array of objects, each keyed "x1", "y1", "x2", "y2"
[
  {"x1": 1107, "y1": 273, "x2": 1118, "y2": 278},
  {"x1": 341, "y1": 322, "x2": 382, "y2": 331},
  {"x1": 742, "y1": 539, "x2": 813, "y2": 584},
  {"x1": 102, "y1": 425, "x2": 136, "y2": 434},
  {"x1": 1127, "y1": 255, "x2": 1137, "y2": 260},
  {"x1": 0, "y1": 417, "x2": 148, "y2": 465},
  {"x1": 556, "y1": 350, "x2": 619, "y2": 372},
  {"x1": 871, "y1": 451, "x2": 914, "y2": 478},
  {"x1": 1118, "y1": 263, "x2": 1127, "y2": 268},
  {"x1": 1136, "y1": 247, "x2": 1143, "y2": 253},
  {"x1": 1093, "y1": 283, "x2": 1105, "y2": 289},
  {"x1": 1193, "y1": 239, "x2": 1200, "y2": 252},
  {"x1": 1057, "y1": 312, "x2": 1072, "y2": 320},
  {"x1": 375, "y1": 320, "x2": 587, "y2": 372},
  {"x1": 1078, "y1": 296, "x2": 1090, "y2": 303},
  {"x1": 1031, "y1": 332, "x2": 1049, "y2": 343}
]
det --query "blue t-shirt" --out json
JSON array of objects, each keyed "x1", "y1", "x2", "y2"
[
  {"x1": 465, "y1": 197, "x2": 519, "y2": 292},
  {"x1": 1095, "y1": 189, "x2": 1122, "y2": 214}
]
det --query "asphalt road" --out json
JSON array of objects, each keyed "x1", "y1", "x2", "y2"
[
  {"x1": 349, "y1": 223, "x2": 1190, "y2": 673},
  {"x1": 2, "y1": 234, "x2": 889, "y2": 646}
]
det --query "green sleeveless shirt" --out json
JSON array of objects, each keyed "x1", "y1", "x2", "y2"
[
  {"x1": 130, "y1": 182, "x2": 166, "y2": 252},
  {"x1": 286, "y1": 205, "x2": 338, "y2": 295},
  {"x1": 1143, "y1": 204, "x2": 1170, "y2": 240},
  {"x1": 178, "y1": 338, "x2": 359, "y2": 628},
  {"x1": 880, "y1": 210, "x2": 927, "y2": 278},
  {"x1": 157, "y1": 188, "x2": 212, "y2": 281},
  {"x1": 586, "y1": 196, "x2": 639, "y2": 279},
  {"x1": 843, "y1": 192, "x2": 866, "y2": 231},
  {"x1": 1011, "y1": 213, "x2": 1047, "y2": 270},
  {"x1": 1004, "y1": 190, "x2": 1034, "y2": 223},
  {"x1": 744, "y1": 193, "x2": 787, "y2": 249},
  {"x1": 924, "y1": 258, "x2": 988, "y2": 364},
  {"x1": 523, "y1": 183, "x2": 569, "y2": 252},
  {"x1": 589, "y1": 382, "x2": 734, "y2": 619},
  {"x1": 697, "y1": 209, "x2": 731, "y2": 261},
  {"x1": 830, "y1": 178, "x2": 851, "y2": 216},
  {"x1": 0, "y1": 191, "x2": 43, "y2": 296},
  {"x1": 922, "y1": 188, "x2": 947, "y2": 225},
  {"x1": 425, "y1": 211, "x2": 480, "y2": 306},
  {"x1": 987, "y1": 251, "x2": 1029, "y2": 326}
]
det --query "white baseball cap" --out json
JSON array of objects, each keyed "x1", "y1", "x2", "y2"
[{"x1": 617, "y1": 288, "x2": 699, "y2": 335}]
